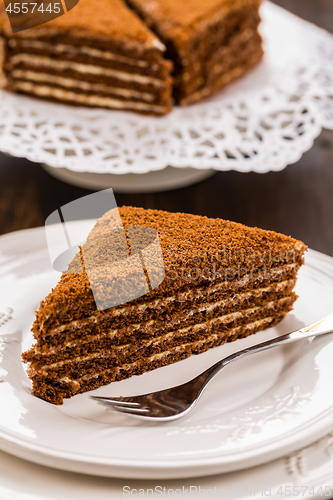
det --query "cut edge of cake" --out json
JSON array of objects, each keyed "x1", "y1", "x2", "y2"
[
  {"x1": 0, "y1": 0, "x2": 174, "y2": 115},
  {"x1": 0, "y1": 0, "x2": 264, "y2": 113}
]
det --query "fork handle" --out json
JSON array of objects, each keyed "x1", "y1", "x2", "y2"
[{"x1": 199, "y1": 312, "x2": 333, "y2": 391}]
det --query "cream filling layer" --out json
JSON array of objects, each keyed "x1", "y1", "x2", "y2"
[
  {"x1": 40, "y1": 296, "x2": 291, "y2": 370},
  {"x1": 12, "y1": 70, "x2": 155, "y2": 102},
  {"x1": 36, "y1": 280, "x2": 294, "y2": 354},
  {"x1": 9, "y1": 54, "x2": 167, "y2": 88},
  {"x1": 58, "y1": 315, "x2": 275, "y2": 385},
  {"x1": 8, "y1": 39, "x2": 160, "y2": 70},
  {"x1": 12, "y1": 81, "x2": 168, "y2": 113},
  {"x1": 47, "y1": 264, "x2": 298, "y2": 336}
]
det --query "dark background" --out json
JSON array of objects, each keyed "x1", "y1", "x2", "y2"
[{"x1": 0, "y1": 0, "x2": 332, "y2": 255}]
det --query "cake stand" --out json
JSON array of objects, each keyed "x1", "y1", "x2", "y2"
[
  {"x1": 42, "y1": 164, "x2": 216, "y2": 192},
  {"x1": 0, "y1": 2, "x2": 332, "y2": 191}
]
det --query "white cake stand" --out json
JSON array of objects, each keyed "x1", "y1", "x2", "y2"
[
  {"x1": 42, "y1": 164, "x2": 216, "y2": 192},
  {"x1": 0, "y1": 2, "x2": 332, "y2": 192}
]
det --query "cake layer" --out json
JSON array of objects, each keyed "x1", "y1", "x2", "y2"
[
  {"x1": 9, "y1": 81, "x2": 170, "y2": 114},
  {"x1": 7, "y1": 70, "x2": 169, "y2": 97},
  {"x1": 28, "y1": 276, "x2": 297, "y2": 356},
  {"x1": 8, "y1": 54, "x2": 168, "y2": 88},
  {"x1": 6, "y1": 44, "x2": 173, "y2": 112},
  {"x1": 6, "y1": 49, "x2": 173, "y2": 111},
  {"x1": 29, "y1": 311, "x2": 287, "y2": 405},
  {"x1": 10, "y1": 70, "x2": 157, "y2": 103},
  {"x1": 7, "y1": 40, "x2": 171, "y2": 78},
  {"x1": 33, "y1": 260, "x2": 300, "y2": 347},
  {"x1": 25, "y1": 294, "x2": 295, "y2": 375}
]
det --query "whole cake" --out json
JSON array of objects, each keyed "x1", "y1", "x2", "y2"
[
  {"x1": 22, "y1": 206, "x2": 307, "y2": 405},
  {"x1": 0, "y1": 0, "x2": 263, "y2": 114}
]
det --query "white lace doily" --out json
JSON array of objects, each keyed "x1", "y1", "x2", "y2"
[{"x1": 0, "y1": 1, "x2": 332, "y2": 175}]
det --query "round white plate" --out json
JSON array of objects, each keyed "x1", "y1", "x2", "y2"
[
  {"x1": 1, "y1": 431, "x2": 333, "y2": 500},
  {"x1": 0, "y1": 223, "x2": 333, "y2": 479}
]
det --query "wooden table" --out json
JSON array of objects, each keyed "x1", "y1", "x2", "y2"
[{"x1": 0, "y1": 0, "x2": 332, "y2": 256}]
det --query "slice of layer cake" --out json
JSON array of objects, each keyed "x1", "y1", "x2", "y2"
[
  {"x1": 0, "y1": 0, "x2": 173, "y2": 114},
  {"x1": 22, "y1": 207, "x2": 306, "y2": 405},
  {"x1": 126, "y1": 0, "x2": 264, "y2": 105}
]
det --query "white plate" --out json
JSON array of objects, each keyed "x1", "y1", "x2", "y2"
[
  {"x1": 0, "y1": 223, "x2": 333, "y2": 480},
  {"x1": 1, "y1": 432, "x2": 333, "y2": 500}
]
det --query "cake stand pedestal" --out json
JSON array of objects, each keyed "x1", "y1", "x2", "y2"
[{"x1": 42, "y1": 164, "x2": 216, "y2": 192}]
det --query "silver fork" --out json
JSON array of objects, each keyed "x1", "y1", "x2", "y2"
[{"x1": 90, "y1": 313, "x2": 333, "y2": 421}]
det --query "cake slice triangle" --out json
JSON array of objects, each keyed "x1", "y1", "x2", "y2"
[{"x1": 23, "y1": 206, "x2": 307, "y2": 404}]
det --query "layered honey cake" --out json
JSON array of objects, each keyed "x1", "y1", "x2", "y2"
[
  {"x1": 22, "y1": 206, "x2": 306, "y2": 405},
  {"x1": 0, "y1": 0, "x2": 174, "y2": 114},
  {"x1": 0, "y1": 0, "x2": 263, "y2": 113}
]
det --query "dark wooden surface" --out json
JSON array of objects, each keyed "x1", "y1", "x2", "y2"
[{"x1": 0, "y1": 0, "x2": 332, "y2": 256}]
